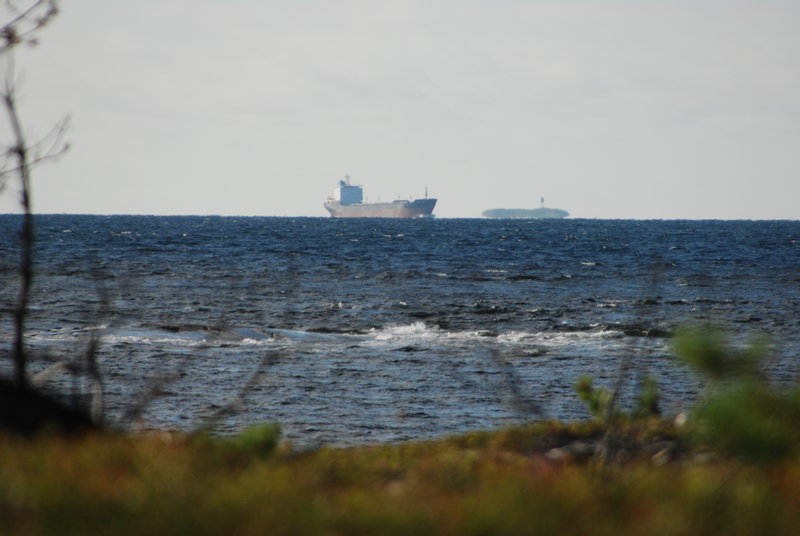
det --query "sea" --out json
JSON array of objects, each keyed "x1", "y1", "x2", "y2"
[{"x1": 1, "y1": 215, "x2": 799, "y2": 448}]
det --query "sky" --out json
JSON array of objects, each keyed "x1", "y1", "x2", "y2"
[{"x1": 1, "y1": 0, "x2": 799, "y2": 219}]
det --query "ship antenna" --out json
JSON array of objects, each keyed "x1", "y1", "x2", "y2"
[
  {"x1": 541, "y1": 197, "x2": 544, "y2": 208},
  {"x1": 345, "y1": 174, "x2": 351, "y2": 184}
]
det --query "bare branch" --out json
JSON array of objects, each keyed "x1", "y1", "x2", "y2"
[
  {"x1": 2, "y1": 63, "x2": 33, "y2": 390},
  {"x1": 1, "y1": 0, "x2": 58, "y2": 51},
  {"x1": 489, "y1": 346, "x2": 546, "y2": 419},
  {"x1": 1, "y1": 0, "x2": 63, "y2": 391},
  {"x1": 192, "y1": 350, "x2": 282, "y2": 435},
  {"x1": 25, "y1": 114, "x2": 69, "y2": 162}
]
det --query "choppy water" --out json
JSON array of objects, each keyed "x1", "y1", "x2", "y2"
[{"x1": 1, "y1": 215, "x2": 799, "y2": 447}]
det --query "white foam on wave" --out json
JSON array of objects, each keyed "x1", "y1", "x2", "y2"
[
  {"x1": 37, "y1": 326, "x2": 281, "y2": 348},
  {"x1": 368, "y1": 322, "x2": 628, "y2": 347},
  {"x1": 20, "y1": 324, "x2": 366, "y2": 353},
  {"x1": 266, "y1": 328, "x2": 357, "y2": 343},
  {"x1": 371, "y1": 321, "x2": 440, "y2": 341},
  {"x1": 102, "y1": 328, "x2": 214, "y2": 347},
  {"x1": 364, "y1": 323, "x2": 627, "y2": 359},
  {"x1": 20, "y1": 322, "x2": 641, "y2": 363},
  {"x1": 493, "y1": 328, "x2": 630, "y2": 356}
]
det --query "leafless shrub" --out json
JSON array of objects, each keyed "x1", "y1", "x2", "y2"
[
  {"x1": 1, "y1": 0, "x2": 66, "y2": 392},
  {"x1": 0, "y1": 1, "x2": 94, "y2": 435}
]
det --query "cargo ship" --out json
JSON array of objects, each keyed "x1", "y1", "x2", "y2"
[{"x1": 324, "y1": 177, "x2": 436, "y2": 218}]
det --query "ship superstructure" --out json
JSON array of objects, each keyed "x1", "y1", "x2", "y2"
[{"x1": 324, "y1": 177, "x2": 436, "y2": 218}]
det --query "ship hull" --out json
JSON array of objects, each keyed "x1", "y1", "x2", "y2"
[{"x1": 325, "y1": 198, "x2": 436, "y2": 218}]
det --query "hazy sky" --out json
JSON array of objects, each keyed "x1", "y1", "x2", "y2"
[{"x1": 2, "y1": 0, "x2": 799, "y2": 219}]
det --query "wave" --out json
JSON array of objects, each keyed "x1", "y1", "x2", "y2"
[{"x1": 15, "y1": 319, "x2": 672, "y2": 359}]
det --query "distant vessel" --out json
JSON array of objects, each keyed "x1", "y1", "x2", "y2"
[
  {"x1": 324, "y1": 177, "x2": 437, "y2": 218},
  {"x1": 483, "y1": 198, "x2": 568, "y2": 219}
]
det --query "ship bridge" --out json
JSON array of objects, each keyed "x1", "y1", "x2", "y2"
[{"x1": 332, "y1": 177, "x2": 363, "y2": 205}]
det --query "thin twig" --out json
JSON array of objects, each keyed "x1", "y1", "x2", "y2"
[
  {"x1": 1, "y1": 0, "x2": 58, "y2": 51},
  {"x1": 191, "y1": 350, "x2": 282, "y2": 435},
  {"x1": 489, "y1": 346, "x2": 546, "y2": 419},
  {"x1": 2, "y1": 1, "x2": 64, "y2": 391},
  {"x1": 3, "y1": 61, "x2": 33, "y2": 390}
]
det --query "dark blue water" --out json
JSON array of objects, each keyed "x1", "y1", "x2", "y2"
[{"x1": 1, "y1": 215, "x2": 799, "y2": 446}]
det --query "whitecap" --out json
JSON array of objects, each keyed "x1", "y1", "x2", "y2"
[{"x1": 371, "y1": 322, "x2": 438, "y2": 341}]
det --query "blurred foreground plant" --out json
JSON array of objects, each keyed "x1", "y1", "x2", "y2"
[
  {"x1": 2, "y1": 0, "x2": 64, "y2": 391},
  {"x1": 675, "y1": 325, "x2": 800, "y2": 464},
  {"x1": 575, "y1": 374, "x2": 660, "y2": 424},
  {"x1": 225, "y1": 422, "x2": 282, "y2": 458}
]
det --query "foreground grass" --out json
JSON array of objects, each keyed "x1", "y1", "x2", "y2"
[{"x1": 2, "y1": 421, "x2": 800, "y2": 535}]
